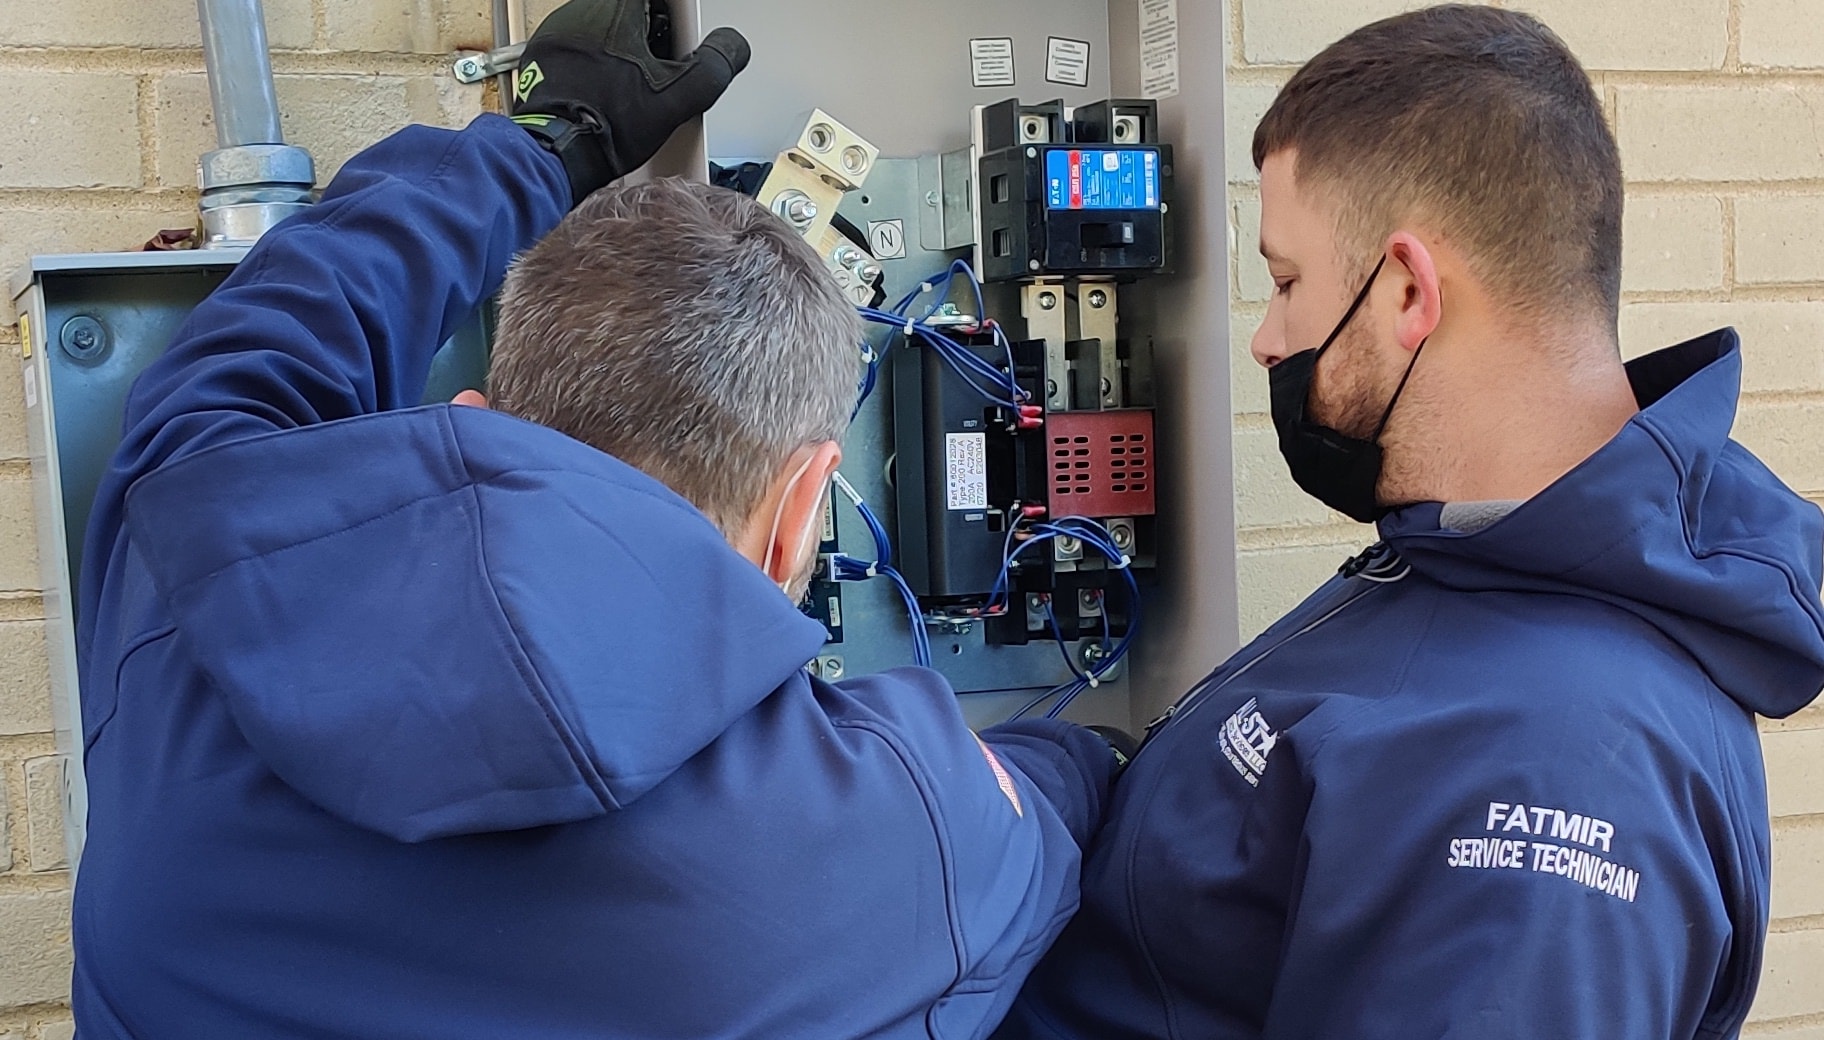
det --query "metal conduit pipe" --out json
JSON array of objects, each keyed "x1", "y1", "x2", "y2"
[
  {"x1": 198, "y1": 0, "x2": 283, "y2": 147},
  {"x1": 194, "y1": 0, "x2": 317, "y2": 247}
]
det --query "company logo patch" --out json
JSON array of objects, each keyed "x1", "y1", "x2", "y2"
[
  {"x1": 514, "y1": 61, "x2": 546, "y2": 104},
  {"x1": 1220, "y1": 697, "x2": 1277, "y2": 787},
  {"x1": 975, "y1": 737, "x2": 1023, "y2": 817}
]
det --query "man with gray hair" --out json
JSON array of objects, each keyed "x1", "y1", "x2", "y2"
[{"x1": 69, "y1": 2, "x2": 1120, "y2": 1037}]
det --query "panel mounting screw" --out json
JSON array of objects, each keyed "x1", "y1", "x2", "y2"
[
  {"x1": 60, "y1": 315, "x2": 108, "y2": 361},
  {"x1": 1028, "y1": 260, "x2": 1042, "y2": 271},
  {"x1": 1038, "y1": 291, "x2": 1059, "y2": 310},
  {"x1": 1100, "y1": 377, "x2": 1114, "y2": 398},
  {"x1": 1046, "y1": 378, "x2": 1059, "y2": 398},
  {"x1": 925, "y1": 190, "x2": 940, "y2": 207},
  {"x1": 1088, "y1": 289, "x2": 1109, "y2": 308}
]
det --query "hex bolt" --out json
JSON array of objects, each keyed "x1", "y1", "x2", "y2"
[
  {"x1": 60, "y1": 315, "x2": 108, "y2": 361},
  {"x1": 1081, "y1": 641, "x2": 1111, "y2": 676},
  {"x1": 1111, "y1": 524, "x2": 1135, "y2": 551},
  {"x1": 1078, "y1": 588, "x2": 1100, "y2": 612},
  {"x1": 856, "y1": 261, "x2": 883, "y2": 284},
  {"x1": 1088, "y1": 289, "x2": 1109, "y2": 308},
  {"x1": 1038, "y1": 291, "x2": 1059, "y2": 310},
  {"x1": 454, "y1": 57, "x2": 483, "y2": 80},
  {"x1": 775, "y1": 191, "x2": 818, "y2": 228}
]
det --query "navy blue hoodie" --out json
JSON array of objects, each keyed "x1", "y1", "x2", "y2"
[
  {"x1": 1000, "y1": 329, "x2": 1824, "y2": 1039},
  {"x1": 72, "y1": 116, "x2": 1116, "y2": 1039}
]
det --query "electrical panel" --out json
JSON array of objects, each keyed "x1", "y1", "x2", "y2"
[{"x1": 718, "y1": 95, "x2": 1170, "y2": 720}]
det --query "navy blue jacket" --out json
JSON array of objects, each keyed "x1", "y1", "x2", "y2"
[
  {"x1": 72, "y1": 115, "x2": 1116, "y2": 1039},
  {"x1": 1001, "y1": 330, "x2": 1824, "y2": 1039}
]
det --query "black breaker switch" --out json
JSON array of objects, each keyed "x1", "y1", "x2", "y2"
[{"x1": 978, "y1": 98, "x2": 1174, "y2": 283}]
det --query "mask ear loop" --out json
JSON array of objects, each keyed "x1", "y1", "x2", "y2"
[
  {"x1": 1314, "y1": 254, "x2": 1389, "y2": 360},
  {"x1": 1370, "y1": 336, "x2": 1428, "y2": 444},
  {"x1": 763, "y1": 452, "x2": 820, "y2": 588}
]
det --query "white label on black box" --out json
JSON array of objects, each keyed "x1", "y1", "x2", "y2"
[
  {"x1": 970, "y1": 38, "x2": 1017, "y2": 88},
  {"x1": 946, "y1": 432, "x2": 989, "y2": 510},
  {"x1": 1141, "y1": 0, "x2": 1181, "y2": 100},
  {"x1": 1047, "y1": 37, "x2": 1092, "y2": 88}
]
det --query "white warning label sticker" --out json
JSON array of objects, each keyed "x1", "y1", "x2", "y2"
[
  {"x1": 970, "y1": 38, "x2": 1017, "y2": 89},
  {"x1": 946, "y1": 432, "x2": 989, "y2": 511},
  {"x1": 1140, "y1": 0, "x2": 1181, "y2": 100}
]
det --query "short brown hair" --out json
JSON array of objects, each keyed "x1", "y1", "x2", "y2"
[
  {"x1": 1254, "y1": 4, "x2": 1622, "y2": 322},
  {"x1": 489, "y1": 179, "x2": 861, "y2": 535}
]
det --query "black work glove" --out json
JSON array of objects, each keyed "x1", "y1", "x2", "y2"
[{"x1": 510, "y1": 0, "x2": 750, "y2": 206}]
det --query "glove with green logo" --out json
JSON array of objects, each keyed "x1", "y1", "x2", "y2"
[{"x1": 509, "y1": 0, "x2": 750, "y2": 206}]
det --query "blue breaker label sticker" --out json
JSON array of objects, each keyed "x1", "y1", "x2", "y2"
[{"x1": 1046, "y1": 148, "x2": 1161, "y2": 210}]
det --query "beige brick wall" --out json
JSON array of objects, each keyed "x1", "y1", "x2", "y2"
[
  {"x1": 1229, "y1": 0, "x2": 1824, "y2": 1029},
  {"x1": 0, "y1": 0, "x2": 489, "y2": 1030}
]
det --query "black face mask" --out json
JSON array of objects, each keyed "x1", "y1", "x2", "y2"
[{"x1": 1268, "y1": 255, "x2": 1426, "y2": 524}]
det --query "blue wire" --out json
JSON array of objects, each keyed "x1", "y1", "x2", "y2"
[
  {"x1": 996, "y1": 516, "x2": 1143, "y2": 721},
  {"x1": 857, "y1": 308, "x2": 1025, "y2": 408},
  {"x1": 878, "y1": 564, "x2": 932, "y2": 668}
]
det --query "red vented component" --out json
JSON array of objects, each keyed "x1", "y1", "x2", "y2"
[{"x1": 1045, "y1": 410, "x2": 1156, "y2": 518}]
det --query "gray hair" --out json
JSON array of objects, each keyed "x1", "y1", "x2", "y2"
[{"x1": 490, "y1": 178, "x2": 862, "y2": 536}]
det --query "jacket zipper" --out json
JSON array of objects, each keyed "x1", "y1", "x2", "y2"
[{"x1": 1137, "y1": 545, "x2": 1407, "y2": 756}]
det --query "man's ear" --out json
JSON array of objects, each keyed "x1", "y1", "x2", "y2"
[
  {"x1": 1384, "y1": 231, "x2": 1443, "y2": 352},
  {"x1": 765, "y1": 441, "x2": 843, "y2": 586},
  {"x1": 452, "y1": 389, "x2": 490, "y2": 408}
]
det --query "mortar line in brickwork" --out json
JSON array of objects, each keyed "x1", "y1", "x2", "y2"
[
  {"x1": 1743, "y1": 1014, "x2": 1824, "y2": 1038},
  {"x1": 0, "y1": 188, "x2": 201, "y2": 209},
  {"x1": 1236, "y1": 525, "x2": 1371, "y2": 553},
  {"x1": 1723, "y1": 197, "x2": 1740, "y2": 291},
  {"x1": 0, "y1": 596, "x2": 49, "y2": 623},
  {"x1": 1229, "y1": 0, "x2": 1247, "y2": 69},
  {"x1": 136, "y1": 73, "x2": 158, "y2": 191},
  {"x1": 0, "y1": 731, "x2": 56, "y2": 754},
  {"x1": 1768, "y1": 913, "x2": 1824, "y2": 934},
  {"x1": 1771, "y1": 813, "x2": 1824, "y2": 831},
  {"x1": 0, "y1": 875, "x2": 71, "y2": 903},
  {"x1": 311, "y1": 0, "x2": 328, "y2": 50},
  {"x1": 0, "y1": 46, "x2": 457, "y2": 78},
  {"x1": 1623, "y1": 285, "x2": 1824, "y2": 304},
  {"x1": 1613, "y1": 180, "x2": 1824, "y2": 196},
  {"x1": 1726, "y1": 0, "x2": 1744, "y2": 72}
]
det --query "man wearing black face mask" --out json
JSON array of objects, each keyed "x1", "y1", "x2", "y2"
[{"x1": 997, "y1": 6, "x2": 1824, "y2": 1040}]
